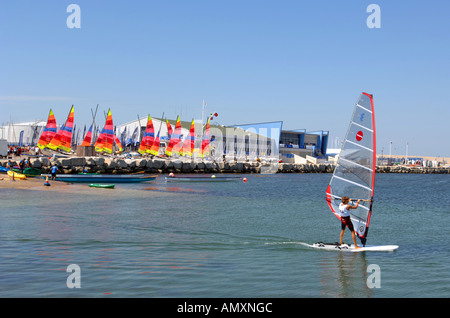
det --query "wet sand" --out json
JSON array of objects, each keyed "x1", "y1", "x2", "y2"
[{"x1": 0, "y1": 174, "x2": 85, "y2": 192}]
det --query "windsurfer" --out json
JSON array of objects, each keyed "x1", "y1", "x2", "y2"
[{"x1": 338, "y1": 196, "x2": 360, "y2": 249}]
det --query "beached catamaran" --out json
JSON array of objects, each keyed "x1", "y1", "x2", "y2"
[
  {"x1": 165, "y1": 116, "x2": 182, "y2": 156},
  {"x1": 310, "y1": 92, "x2": 398, "y2": 252},
  {"x1": 47, "y1": 105, "x2": 75, "y2": 153},
  {"x1": 37, "y1": 109, "x2": 58, "y2": 149},
  {"x1": 180, "y1": 119, "x2": 195, "y2": 157},
  {"x1": 95, "y1": 109, "x2": 122, "y2": 153},
  {"x1": 138, "y1": 114, "x2": 155, "y2": 155}
]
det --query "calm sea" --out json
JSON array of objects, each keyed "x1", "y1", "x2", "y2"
[{"x1": 0, "y1": 173, "x2": 449, "y2": 298}]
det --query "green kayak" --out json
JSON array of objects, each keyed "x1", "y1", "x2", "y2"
[{"x1": 88, "y1": 183, "x2": 115, "y2": 189}]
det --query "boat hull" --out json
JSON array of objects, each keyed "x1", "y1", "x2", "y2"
[
  {"x1": 41, "y1": 174, "x2": 157, "y2": 183},
  {"x1": 8, "y1": 170, "x2": 27, "y2": 179}
]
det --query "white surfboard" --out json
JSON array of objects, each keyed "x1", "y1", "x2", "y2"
[{"x1": 307, "y1": 242, "x2": 399, "y2": 252}]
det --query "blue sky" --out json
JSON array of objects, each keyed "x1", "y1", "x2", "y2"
[{"x1": 1, "y1": 1, "x2": 449, "y2": 157}]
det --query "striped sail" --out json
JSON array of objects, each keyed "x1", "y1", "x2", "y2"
[
  {"x1": 326, "y1": 92, "x2": 376, "y2": 246},
  {"x1": 37, "y1": 109, "x2": 57, "y2": 149},
  {"x1": 150, "y1": 130, "x2": 160, "y2": 156},
  {"x1": 47, "y1": 105, "x2": 74, "y2": 153},
  {"x1": 181, "y1": 119, "x2": 195, "y2": 157},
  {"x1": 81, "y1": 124, "x2": 93, "y2": 146},
  {"x1": 165, "y1": 116, "x2": 182, "y2": 156},
  {"x1": 138, "y1": 115, "x2": 155, "y2": 155},
  {"x1": 95, "y1": 109, "x2": 115, "y2": 154},
  {"x1": 200, "y1": 117, "x2": 210, "y2": 158}
]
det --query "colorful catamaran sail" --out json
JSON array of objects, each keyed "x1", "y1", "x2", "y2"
[
  {"x1": 138, "y1": 115, "x2": 155, "y2": 155},
  {"x1": 165, "y1": 116, "x2": 182, "y2": 156},
  {"x1": 150, "y1": 130, "x2": 160, "y2": 156},
  {"x1": 81, "y1": 124, "x2": 94, "y2": 146},
  {"x1": 37, "y1": 109, "x2": 58, "y2": 149},
  {"x1": 326, "y1": 92, "x2": 376, "y2": 246},
  {"x1": 47, "y1": 105, "x2": 75, "y2": 153},
  {"x1": 181, "y1": 119, "x2": 195, "y2": 157},
  {"x1": 95, "y1": 109, "x2": 122, "y2": 153},
  {"x1": 200, "y1": 117, "x2": 210, "y2": 158}
]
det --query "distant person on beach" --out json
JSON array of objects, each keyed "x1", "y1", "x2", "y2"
[
  {"x1": 338, "y1": 196, "x2": 360, "y2": 249},
  {"x1": 50, "y1": 165, "x2": 58, "y2": 181},
  {"x1": 19, "y1": 159, "x2": 25, "y2": 173}
]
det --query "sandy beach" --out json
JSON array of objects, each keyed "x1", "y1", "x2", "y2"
[{"x1": 0, "y1": 174, "x2": 86, "y2": 192}]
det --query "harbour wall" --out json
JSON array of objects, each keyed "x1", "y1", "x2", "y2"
[{"x1": 2, "y1": 157, "x2": 450, "y2": 174}]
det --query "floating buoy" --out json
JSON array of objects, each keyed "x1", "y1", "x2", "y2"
[
  {"x1": 211, "y1": 175, "x2": 216, "y2": 178},
  {"x1": 169, "y1": 172, "x2": 174, "y2": 177},
  {"x1": 243, "y1": 177, "x2": 247, "y2": 183}
]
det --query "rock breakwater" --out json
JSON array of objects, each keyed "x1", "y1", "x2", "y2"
[{"x1": 1, "y1": 157, "x2": 449, "y2": 174}]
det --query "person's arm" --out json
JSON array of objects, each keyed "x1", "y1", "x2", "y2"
[{"x1": 347, "y1": 199, "x2": 361, "y2": 210}]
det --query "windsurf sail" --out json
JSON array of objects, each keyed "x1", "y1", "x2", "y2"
[
  {"x1": 200, "y1": 117, "x2": 210, "y2": 158},
  {"x1": 165, "y1": 116, "x2": 182, "y2": 156},
  {"x1": 47, "y1": 105, "x2": 75, "y2": 153},
  {"x1": 37, "y1": 109, "x2": 58, "y2": 149},
  {"x1": 95, "y1": 109, "x2": 116, "y2": 154},
  {"x1": 181, "y1": 119, "x2": 195, "y2": 157},
  {"x1": 326, "y1": 92, "x2": 376, "y2": 246},
  {"x1": 138, "y1": 115, "x2": 155, "y2": 155}
]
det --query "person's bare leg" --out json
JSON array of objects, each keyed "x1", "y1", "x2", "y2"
[
  {"x1": 351, "y1": 231, "x2": 360, "y2": 249},
  {"x1": 340, "y1": 229, "x2": 345, "y2": 245}
]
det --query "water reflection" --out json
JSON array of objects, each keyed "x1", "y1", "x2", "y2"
[{"x1": 319, "y1": 252, "x2": 373, "y2": 298}]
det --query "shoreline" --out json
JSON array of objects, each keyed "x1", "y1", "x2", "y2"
[{"x1": 1, "y1": 155, "x2": 449, "y2": 176}]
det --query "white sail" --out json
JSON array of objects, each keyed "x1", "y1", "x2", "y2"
[{"x1": 326, "y1": 93, "x2": 376, "y2": 246}]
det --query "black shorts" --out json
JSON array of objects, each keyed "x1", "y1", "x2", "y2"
[{"x1": 341, "y1": 216, "x2": 354, "y2": 231}]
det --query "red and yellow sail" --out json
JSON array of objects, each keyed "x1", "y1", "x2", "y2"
[
  {"x1": 166, "y1": 118, "x2": 173, "y2": 137},
  {"x1": 150, "y1": 130, "x2": 160, "y2": 156},
  {"x1": 165, "y1": 116, "x2": 182, "y2": 156},
  {"x1": 37, "y1": 109, "x2": 58, "y2": 149},
  {"x1": 138, "y1": 115, "x2": 155, "y2": 155},
  {"x1": 181, "y1": 119, "x2": 195, "y2": 157},
  {"x1": 95, "y1": 109, "x2": 116, "y2": 154},
  {"x1": 47, "y1": 105, "x2": 74, "y2": 153},
  {"x1": 200, "y1": 117, "x2": 210, "y2": 158},
  {"x1": 81, "y1": 124, "x2": 94, "y2": 146}
]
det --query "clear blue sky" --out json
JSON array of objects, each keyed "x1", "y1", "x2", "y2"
[{"x1": 1, "y1": 1, "x2": 449, "y2": 157}]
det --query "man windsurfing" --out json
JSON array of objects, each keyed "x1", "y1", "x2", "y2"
[{"x1": 338, "y1": 196, "x2": 361, "y2": 249}]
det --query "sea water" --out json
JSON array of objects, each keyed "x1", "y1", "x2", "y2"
[{"x1": 0, "y1": 173, "x2": 449, "y2": 298}]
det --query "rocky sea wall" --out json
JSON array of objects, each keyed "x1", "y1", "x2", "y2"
[{"x1": 2, "y1": 156, "x2": 449, "y2": 174}]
